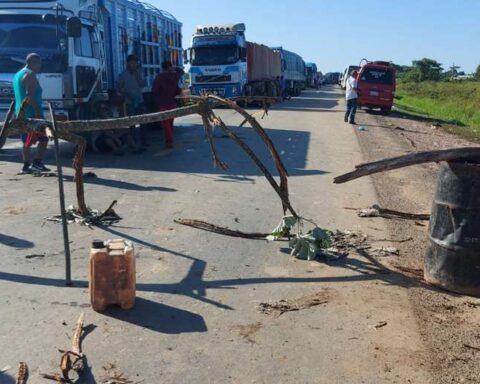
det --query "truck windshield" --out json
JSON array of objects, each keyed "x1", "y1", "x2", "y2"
[
  {"x1": 0, "y1": 15, "x2": 67, "y2": 73},
  {"x1": 360, "y1": 68, "x2": 394, "y2": 85},
  {"x1": 191, "y1": 46, "x2": 238, "y2": 66}
]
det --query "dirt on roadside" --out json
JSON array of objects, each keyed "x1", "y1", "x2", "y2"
[{"x1": 351, "y1": 110, "x2": 480, "y2": 384}]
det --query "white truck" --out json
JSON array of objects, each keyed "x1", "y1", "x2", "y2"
[{"x1": 0, "y1": 0, "x2": 182, "y2": 147}]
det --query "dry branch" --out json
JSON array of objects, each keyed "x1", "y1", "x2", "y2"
[
  {"x1": 16, "y1": 362, "x2": 28, "y2": 384},
  {"x1": 334, "y1": 147, "x2": 480, "y2": 184},
  {"x1": 174, "y1": 218, "x2": 269, "y2": 239},
  {"x1": 42, "y1": 313, "x2": 85, "y2": 383},
  {"x1": 207, "y1": 95, "x2": 292, "y2": 215},
  {"x1": 5, "y1": 95, "x2": 296, "y2": 225}
]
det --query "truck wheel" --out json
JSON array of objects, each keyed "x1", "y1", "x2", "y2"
[{"x1": 381, "y1": 108, "x2": 391, "y2": 115}]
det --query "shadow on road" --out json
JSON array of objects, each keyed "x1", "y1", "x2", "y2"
[
  {"x1": 0, "y1": 233, "x2": 34, "y2": 248},
  {"x1": 105, "y1": 297, "x2": 207, "y2": 334},
  {"x1": 0, "y1": 372, "x2": 15, "y2": 384},
  {"x1": 0, "y1": 227, "x2": 446, "y2": 327},
  {"x1": 62, "y1": 175, "x2": 178, "y2": 192},
  {"x1": 274, "y1": 89, "x2": 341, "y2": 113}
]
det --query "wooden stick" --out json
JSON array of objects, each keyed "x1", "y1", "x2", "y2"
[
  {"x1": 334, "y1": 147, "x2": 480, "y2": 184},
  {"x1": 16, "y1": 362, "x2": 28, "y2": 384},
  {"x1": 175, "y1": 219, "x2": 269, "y2": 239},
  {"x1": 0, "y1": 101, "x2": 15, "y2": 145}
]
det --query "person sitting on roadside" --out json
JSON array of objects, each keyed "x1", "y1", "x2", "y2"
[
  {"x1": 116, "y1": 54, "x2": 146, "y2": 151},
  {"x1": 13, "y1": 53, "x2": 50, "y2": 174}
]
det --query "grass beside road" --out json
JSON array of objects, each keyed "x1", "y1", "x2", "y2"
[{"x1": 394, "y1": 81, "x2": 480, "y2": 140}]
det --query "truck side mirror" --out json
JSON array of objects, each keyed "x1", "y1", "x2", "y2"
[
  {"x1": 66, "y1": 17, "x2": 82, "y2": 38},
  {"x1": 183, "y1": 49, "x2": 189, "y2": 65}
]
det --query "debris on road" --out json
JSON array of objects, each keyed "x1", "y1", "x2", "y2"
[
  {"x1": 174, "y1": 218, "x2": 269, "y2": 239},
  {"x1": 258, "y1": 290, "x2": 330, "y2": 317},
  {"x1": 24, "y1": 254, "x2": 45, "y2": 259},
  {"x1": 352, "y1": 204, "x2": 430, "y2": 221},
  {"x1": 327, "y1": 230, "x2": 369, "y2": 257},
  {"x1": 234, "y1": 322, "x2": 263, "y2": 344},
  {"x1": 372, "y1": 321, "x2": 388, "y2": 330},
  {"x1": 100, "y1": 363, "x2": 140, "y2": 384},
  {"x1": 391, "y1": 263, "x2": 424, "y2": 279},
  {"x1": 42, "y1": 313, "x2": 87, "y2": 383},
  {"x1": 372, "y1": 247, "x2": 399, "y2": 256},
  {"x1": 463, "y1": 344, "x2": 480, "y2": 352},
  {"x1": 16, "y1": 362, "x2": 28, "y2": 384},
  {"x1": 45, "y1": 202, "x2": 121, "y2": 227}
]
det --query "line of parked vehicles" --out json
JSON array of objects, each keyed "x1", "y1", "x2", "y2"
[
  {"x1": 185, "y1": 23, "x2": 323, "y2": 100},
  {"x1": 340, "y1": 60, "x2": 396, "y2": 115}
]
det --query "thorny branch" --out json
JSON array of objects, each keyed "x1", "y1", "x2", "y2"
[{"x1": 3, "y1": 95, "x2": 296, "y2": 233}]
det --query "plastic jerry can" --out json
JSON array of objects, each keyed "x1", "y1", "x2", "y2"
[{"x1": 89, "y1": 239, "x2": 136, "y2": 311}]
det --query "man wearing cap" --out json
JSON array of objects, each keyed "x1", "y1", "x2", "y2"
[
  {"x1": 344, "y1": 70, "x2": 359, "y2": 125},
  {"x1": 13, "y1": 53, "x2": 50, "y2": 173}
]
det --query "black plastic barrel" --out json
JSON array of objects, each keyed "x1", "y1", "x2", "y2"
[{"x1": 425, "y1": 161, "x2": 480, "y2": 297}]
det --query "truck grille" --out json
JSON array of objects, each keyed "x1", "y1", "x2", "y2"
[{"x1": 196, "y1": 75, "x2": 231, "y2": 83}]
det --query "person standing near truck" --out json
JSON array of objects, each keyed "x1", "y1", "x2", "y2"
[
  {"x1": 152, "y1": 61, "x2": 184, "y2": 148},
  {"x1": 13, "y1": 53, "x2": 50, "y2": 174},
  {"x1": 344, "y1": 70, "x2": 359, "y2": 125},
  {"x1": 116, "y1": 54, "x2": 146, "y2": 151}
]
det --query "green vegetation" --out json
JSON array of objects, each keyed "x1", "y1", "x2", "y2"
[{"x1": 393, "y1": 58, "x2": 480, "y2": 140}]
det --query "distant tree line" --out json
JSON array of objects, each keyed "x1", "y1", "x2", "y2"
[{"x1": 395, "y1": 58, "x2": 480, "y2": 82}]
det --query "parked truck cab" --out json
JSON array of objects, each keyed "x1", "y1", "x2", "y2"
[
  {"x1": 188, "y1": 23, "x2": 248, "y2": 98},
  {"x1": 357, "y1": 61, "x2": 396, "y2": 114},
  {"x1": 0, "y1": 0, "x2": 182, "y2": 124}
]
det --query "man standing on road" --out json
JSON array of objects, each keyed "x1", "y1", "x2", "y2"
[
  {"x1": 117, "y1": 54, "x2": 146, "y2": 152},
  {"x1": 152, "y1": 61, "x2": 184, "y2": 148},
  {"x1": 13, "y1": 53, "x2": 50, "y2": 174},
  {"x1": 344, "y1": 70, "x2": 359, "y2": 125}
]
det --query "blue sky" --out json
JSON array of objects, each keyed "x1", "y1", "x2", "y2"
[{"x1": 151, "y1": 0, "x2": 479, "y2": 73}]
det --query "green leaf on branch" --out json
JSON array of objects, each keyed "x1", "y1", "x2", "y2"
[{"x1": 266, "y1": 215, "x2": 298, "y2": 241}]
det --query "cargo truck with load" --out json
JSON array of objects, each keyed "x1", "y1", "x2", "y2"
[
  {"x1": 272, "y1": 47, "x2": 306, "y2": 97},
  {"x1": 186, "y1": 23, "x2": 282, "y2": 99},
  {"x1": 0, "y1": 0, "x2": 182, "y2": 148}
]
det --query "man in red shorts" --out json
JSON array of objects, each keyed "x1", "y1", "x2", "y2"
[
  {"x1": 13, "y1": 53, "x2": 50, "y2": 174},
  {"x1": 152, "y1": 61, "x2": 184, "y2": 148}
]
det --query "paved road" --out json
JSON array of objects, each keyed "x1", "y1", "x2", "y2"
[{"x1": 0, "y1": 86, "x2": 431, "y2": 383}]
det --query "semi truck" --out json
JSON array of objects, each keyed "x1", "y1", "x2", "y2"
[
  {"x1": 187, "y1": 23, "x2": 282, "y2": 99},
  {"x1": 187, "y1": 24, "x2": 307, "y2": 99},
  {"x1": 271, "y1": 47, "x2": 306, "y2": 97},
  {"x1": 0, "y1": 0, "x2": 182, "y2": 145}
]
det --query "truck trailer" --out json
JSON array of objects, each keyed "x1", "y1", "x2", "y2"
[
  {"x1": 271, "y1": 47, "x2": 306, "y2": 97},
  {"x1": 0, "y1": 0, "x2": 182, "y2": 126},
  {"x1": 187, "y1": 23, "x2": 282, "y2": 99}
]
